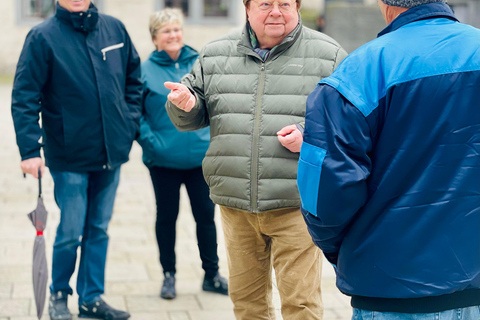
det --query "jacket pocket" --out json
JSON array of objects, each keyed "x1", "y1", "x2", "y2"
[
  {"x1": 297, "y1": 142, "x2": 326, "y2": 217},
  {"x1": 101, "y1": 43, "x2": 124, "y2": 61}
]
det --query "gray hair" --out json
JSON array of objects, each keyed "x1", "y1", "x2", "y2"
[{"x1": 149, "y1": 8, "x2": 184, "y2": 39}]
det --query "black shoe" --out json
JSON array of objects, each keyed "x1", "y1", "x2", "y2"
[
  {"x1": 160, "y1": 272, "x2": 176, "y2": 299},
  {"x1": 49, "y1": 291, "x2": 72, "y2": 320},
  {"x1": 78, "y1": 298, "x2": 130, "y2": 320},
  {"x1": 202, "y1": 273, "x2": 228, "y2": 295}
]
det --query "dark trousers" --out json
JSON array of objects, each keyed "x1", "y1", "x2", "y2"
[{"x1": 148, "y1": 166, "x2": 219, "y2": 278}]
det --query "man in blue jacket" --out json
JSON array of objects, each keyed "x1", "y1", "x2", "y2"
[
  {"x1": 298, "y1": 0, "x2": 479, "y2": 318},
  {"x1": 11, "y1": 0, "x2": 142, "y2": 319}
]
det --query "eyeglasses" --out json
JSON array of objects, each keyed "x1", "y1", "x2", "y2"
[
  {"x1": 251, "y1": 0, "x2": 296, "y2": 13},
  {"x1": 157, "y1": 27, "x2": 182, "y2": 35}
]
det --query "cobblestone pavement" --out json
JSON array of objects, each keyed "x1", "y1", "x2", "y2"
[{"x1": 0, "y1": 82, "x2": 352, "y2": 320}]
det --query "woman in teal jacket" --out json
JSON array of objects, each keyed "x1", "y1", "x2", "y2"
[{"x1": 137, "y1": 8, "x2": 227, "y2": 300}]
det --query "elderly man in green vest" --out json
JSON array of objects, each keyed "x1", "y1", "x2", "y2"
[{"x1": 165, "y1": 1, "x2": 347, "y2": 319}]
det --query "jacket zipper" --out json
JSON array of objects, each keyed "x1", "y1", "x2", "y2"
[
  {"x1": 101, "y1": 43, "x2": 124, "y2": 60},
  {"x1": 251, "y1": 63, "x2": 266, "y2": 212},
  {"x1": 89, "y1": 38, "x2": 114, "y2": 169}
]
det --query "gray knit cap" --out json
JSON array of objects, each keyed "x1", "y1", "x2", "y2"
[{"x1": 380, "y1": 0, "x2": 446, "y2": 8}]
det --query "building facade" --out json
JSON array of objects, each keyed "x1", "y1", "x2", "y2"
[
  {"x1": 0, "y1": 0, "x2": 323, "y2": 75},
  {"x1": 1, "y1": 0, "x2": 477, "y2": 74}
]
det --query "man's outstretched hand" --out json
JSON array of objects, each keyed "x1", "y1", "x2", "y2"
[{"x1": 164, "y1": 81, "x2": 196, "y2": 112}]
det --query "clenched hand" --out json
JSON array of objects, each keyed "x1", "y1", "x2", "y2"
[
  {"x1": 21, "y1": 157, "x2": 45, "y2": 179},
  {"x1": 277, "y1": 124, "x2": 303, "y2": 153}
]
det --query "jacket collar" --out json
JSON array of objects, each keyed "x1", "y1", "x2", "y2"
[
  {"x1": 378, "y1": 2, "x2": 457, "y2": 37},
  {"x1": 55, "y1": 2, "x2": 99, "y2": 33},
  {"x1": 238, "y1": 15, "x2": 303, "y2": 61},
  {"x1": 149, "y1": 45, "x2": 199, "y2": 66}
]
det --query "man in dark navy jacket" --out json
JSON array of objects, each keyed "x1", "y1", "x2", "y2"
[
  {"x1": 297, "y1": 0, "x2": 479, "y2": 318},
  {"x1": 11, "y1": 0, "x2": 141, "y2": 319}
]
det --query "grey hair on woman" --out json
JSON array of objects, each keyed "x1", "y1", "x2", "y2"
[{"x1": 149, "y1": 8, "x2": 184, "y2": 39}]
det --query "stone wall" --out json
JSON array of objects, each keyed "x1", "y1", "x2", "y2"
[
  {"x1": 324, "y1": 0, "x2": 480, "y2": 54},
  {"x1": 1, "y1": 0, "x2": 478, "y2": 75},
  {"x1": 323, "y1": 2, "x2": 385, "y2": 54}
]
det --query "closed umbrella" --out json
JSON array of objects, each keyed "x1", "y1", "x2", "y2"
[{"x1": 27, "y1": 168, "x2": 48, "y2": 320}]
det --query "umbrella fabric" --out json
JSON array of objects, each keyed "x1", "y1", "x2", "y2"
[{"x1": 27, "y1": 172, "x2": 48, "y2": 320}]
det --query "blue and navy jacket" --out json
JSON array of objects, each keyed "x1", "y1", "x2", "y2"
[
  {"x1": 299, "y1": 3, "x2": 479, "y2": 312},
  {"x1": 137, "y1": 46, "x2": 210, "y2": 169},
  {"x1": 12, "y1": 3, "x2": 142, "y2": 172}
]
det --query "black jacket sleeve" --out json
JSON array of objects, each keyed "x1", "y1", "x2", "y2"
[{"x1": 11, "y1": 29, "x2": 51, "y2": 160}]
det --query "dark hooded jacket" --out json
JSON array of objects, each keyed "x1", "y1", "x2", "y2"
[{"x1": 11, "y1": 2, "x2": 142, "y2": 172}]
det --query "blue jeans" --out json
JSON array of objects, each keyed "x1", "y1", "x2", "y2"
[
  {"x1": 353, "y1": 306, "x2": 480, "y2": 320},
  {"x1": 49, "y1": 168, "x2": 120, "y2": 305}
]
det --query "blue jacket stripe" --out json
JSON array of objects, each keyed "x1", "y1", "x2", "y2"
[
  {"x1": 320, "y1": 18, "x2": 480, "y2": 118},
  {"x1": 297, "y1": 142, "x2": 327, "y2": 216}
]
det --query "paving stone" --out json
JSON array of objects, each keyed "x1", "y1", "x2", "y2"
[
  {"x1": 336, "y1": 291, "x2": 351, "y2": 307},
  {"x1": 335, "y1": 307, "x2": 353, "y2": 320},
  {"x1": 126, "y1": 296, "x2": 200, "y2": 312},
  {"x1": 67, "y1": 293, "x2": 80, "y2": 312},
  {"x1": 0, "y1": 299, "x2": 30, "y2": 317},
  {"x1": 105, "y1": 263, "x2": 150, "y2": 282},
  {"x1": 127, "y1": 250, "x2": 159, "y2": 264},
  {"x1": 109, "y1": 240, "x2": 157, "y2": 254},
  {"x1": 12, "y1": 284, "x2": 34, "y2": 299},
  {"x1": 323, "y1": 292, "x2": 347, "y2": 309},
  {"x1": 128, "y1": 312, "x2": 170, "y2": 320},
  {"x1": 144, "y1": 263, "x2": 164, "y2": 281},
  {"x1": 196, "y1": 293, "x2": 234, "y2": 310},
  {"x1": 109, "y1": 226, "x2": 150, "y2": 242},
  {"x1": 169, "y1": 311, "x2": 191, "y2": 320},
  {"x1": 189, "y1": 311, "x2": 236, "y2": 320},
  {"x1": 322, "y1": 259, "x2": 337, "y2": 279},
  {"x1": 175, "y1": 279, "x2": 206, "y2": 296},
  {"x1": 106, "y1": 281, "x2": 161, "y2": 296},
  {"x1": 106, "y1": 249, "x2": 131, "y2": 263},
  {"x1": 101, "y1": 296, "x2": 128, "y2": 311},
  {"x1": 0, "y1": 285, "x2": 11, "y2": 299},
  {"x1": 0, "y1": 266, "x2": 31, "y2": 284},
  {"x1": 323, "y1": 308, "x2": 338, "y2": 320},
  {"x1": 0, "y1": 244, "x2": 32, "y2": 266}
]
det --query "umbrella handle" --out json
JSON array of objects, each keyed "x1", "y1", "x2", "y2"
[{"x1": 38, "y1": 168, "x2": 42, "y2": 199}]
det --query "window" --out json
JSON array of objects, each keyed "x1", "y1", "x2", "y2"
[
  {"x1": 17, "y1": 0, "x2": 103, "y2": 25},
  {"x1": 204, "y1": 0, "x2": 229, "y2": 17},
  {"x1": 157, "y1": 0, "x2": 239, "y2": 25},
  {"x1": 20, "y1": 0, "x2": 55, "y2": 22},
  {"x1": 165, "y1": 0, "x2": 190, "y2": 16}
]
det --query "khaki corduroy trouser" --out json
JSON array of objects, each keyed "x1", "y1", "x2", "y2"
[{"x1": 220, "y1": 206, "x2": 323, "y2": 320}]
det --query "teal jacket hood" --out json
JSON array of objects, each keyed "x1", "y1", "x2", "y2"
[{"x1": 148, "y1": 44, "x2": 198, "y2": 66}]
